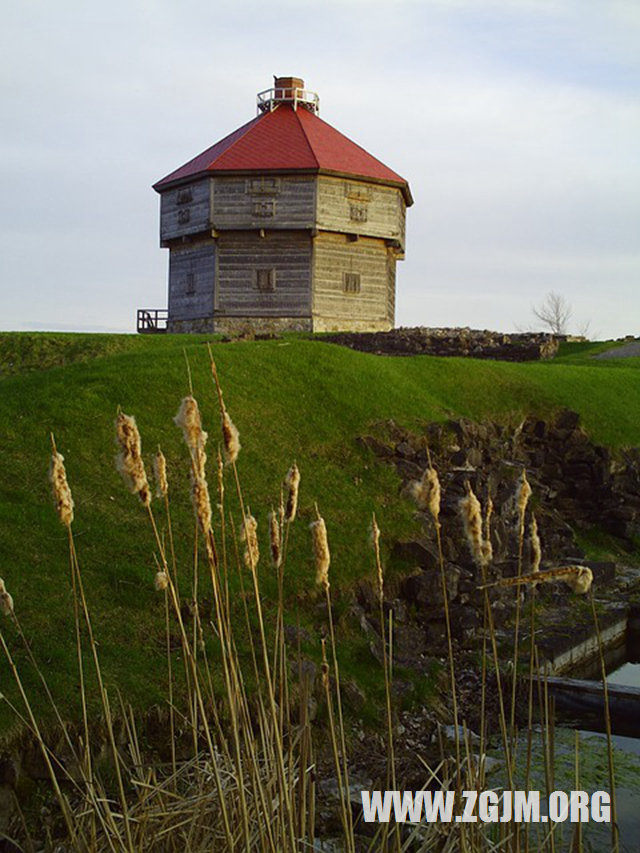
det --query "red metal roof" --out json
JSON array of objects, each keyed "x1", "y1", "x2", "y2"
[{"x1": 154, "y1": 104, "x2": 412, "y2": 203}]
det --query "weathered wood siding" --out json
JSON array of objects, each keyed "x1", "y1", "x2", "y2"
[
  {"x1": 316, "y1": 177, "x2": 406, "y2": 249},
  {"x1": 311, "y1": 233, "x2": 394, "y2": 332},
  {"x1": 160, "y1": 179, "x2": 212, "y2": 242},
  {"x1": 212, "y1": 176, "x2": 316, "y2": 230},
  {"x1": 216, "y1": 231, "x2": 312, "y2": 316},
  {"x1": 168, "y1": 240, "x2": 216, "y2": 320}
]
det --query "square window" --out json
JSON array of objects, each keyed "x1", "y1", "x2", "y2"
[
  {"x1": 176, "y1": 187, "x2": 193, "y2": 205},
  {"x1": 343, "y1": 272, "x2": 361, "y2": 294},
  {"x1": 249, "y1": 177, "x2": 280, "y2": 195},
  {"x1": 256, "y1": 268, "x2": 276, "y2": 293},
  {"x1": 253, "y1": 200, "x2": 276, "y2": 217},
  {"x1": 349, "y1": 204, "x2": 368, "y2": 223}
]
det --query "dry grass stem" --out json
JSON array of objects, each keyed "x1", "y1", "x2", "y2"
[
  {"x1": 284, "y1": 463, "x2": 300, "y2": 522},
  {"x1": 153, "y1": 448, "x2": 169, "y2": 499},
  {"x1": 311, "y1": 516, "x2": 330, "y2": 592},
  {"x1": 49, "y1": 445, "x2": 74, "y2": 527},
  {"x1": 115, "y1": 412, "x2": 151, "y2": 506},
  {"x1": 481, "y1": 565, "x2": 593, "y2": 595}
]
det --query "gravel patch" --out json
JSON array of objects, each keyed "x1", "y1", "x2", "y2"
[{"x1": 593, "y1": 340, "x2": 640, "y2": 359}]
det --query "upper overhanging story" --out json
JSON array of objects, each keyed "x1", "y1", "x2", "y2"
[{"x1": 140, "y1": 76, "x2": 413, "y2": 335}]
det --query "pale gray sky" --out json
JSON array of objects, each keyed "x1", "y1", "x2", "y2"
[{"x1": 1, "y1": 0, "x2": 639, "y2": 338}]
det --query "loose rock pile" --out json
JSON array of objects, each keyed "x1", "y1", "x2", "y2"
[{"x1": 321, "y1": 327, "x2": 560, "y2": 361}]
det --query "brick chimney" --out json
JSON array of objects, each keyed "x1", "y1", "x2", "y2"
[{"x1": 273, "y1": 76, "x2": 305, "y2": 99}]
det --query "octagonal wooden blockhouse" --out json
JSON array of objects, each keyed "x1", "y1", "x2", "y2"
[{"x1": 148, "y1": 77, "x2": 413, "y2": 335}]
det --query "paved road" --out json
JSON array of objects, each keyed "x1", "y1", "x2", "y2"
[{"x1": 593, "y1": 340, "x2": 640, "y2": 359}]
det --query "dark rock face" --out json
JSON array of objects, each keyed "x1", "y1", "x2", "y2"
[
  {"x1": 321, "y1": 327, "x2": 559, "y2": 361},
  {"x1": 350, "y1": 410, "x2": 640, "y2": 664}
]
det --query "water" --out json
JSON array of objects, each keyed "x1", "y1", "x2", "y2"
[{"x1": 577, "y1": 642, "x2": 640, "y2": 851}]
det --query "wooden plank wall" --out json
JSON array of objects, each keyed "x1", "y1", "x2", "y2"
[
  {"x1": 311, "y1": 232, "x2": 393, "y2": 331},
  {"x1": 216, "y1": 231, "x2": 312, "y2": 316},
  {"x1": 168, "y1": 240, "x2": 216, "y2": 320},
  {"x1": 160, "y1": 179, "x2": 212, "y2": 242},
  {"x1": 213, "y1": 176, "x2": 316, "y2": 231},
  {"x1": 316, "y1": 177, "x2": 405, "y2": 248}
]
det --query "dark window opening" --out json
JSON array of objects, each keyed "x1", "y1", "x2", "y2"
[
  {"x1": 343, "y1": 272, "x2": 361, "y2": 294},
  {"x1": 256, "y1": 268, "x2": 276, "y2": 293}
]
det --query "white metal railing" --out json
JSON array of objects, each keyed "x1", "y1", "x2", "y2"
[{"x1": 257, "y1": 87, "x2": 319, "y2": 114}]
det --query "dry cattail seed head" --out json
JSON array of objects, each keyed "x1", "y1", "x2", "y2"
[
  {"x1": 49, "y1": 449, "x2": 74, "y2": 527},
  {"x1": 115, "y1": 412, "x2": 151, "y2": 507},
  {"x1": 154, "y1": 571, "x2": 169, "y2": 591},
  {"x1": 192, "y1": 476, "x2": 212, "y2": 535},
  {"x1": 284, "y1": 463, "x2": 301, "y2": 522},
  {"x1": 241, "y1": 513, "x2": 259, "y2": 570},
  {"x1": 268, "y1": 510, "x2": 281, "y2": 569},
  {"x1": 516, "y1": 470, "x2": 532, "y2": 523},
  {"x1": 371, "y1": 516, "x2": 384, "y2": 600},
  {"x1": 153, "y1": 449, "x2": 169, "y2": 499},
  {"x1": 311, "y1": 516, "x2": 330, "y2": 591},
  {"x1": 321, "y1": 639, "x2": 330, "y2": 689},
  {"x1": 0, "y1": 579, "x2": 13, "y2": 616},
  {"x1": 410, "y1": 467, "x2": 441, "y2": 522},
  {"x1": 529, "y1": 515, "x2": 541, "y2": 574},
  {"x1": 174, "y1": 396, "x2": 207, "y2": 452},
  {"x1": 174, "y1": 396, "x2": 208, "y2": 479},
  {"x1": 221, "y1": 410, "x2": 240, "y2": 465},
  {"x1": 460, "y1": 482, "x2": 485, "y2": 569}
]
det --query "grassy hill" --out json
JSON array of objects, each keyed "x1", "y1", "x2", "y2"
[{"x1": 0, "y1": 331, "x2": 639, "y2": 732}]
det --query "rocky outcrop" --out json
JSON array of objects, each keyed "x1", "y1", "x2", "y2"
[
  {"x1": 321, "y1": 327, "x2": 559, "y2": 361},
  {"x1": 352, "y1": 410, "x2": 640, "y2": 662}
]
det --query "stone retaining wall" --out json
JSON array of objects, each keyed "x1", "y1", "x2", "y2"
[{"x1": 321, "y1": 326, "x2": 560, "y2": 361}]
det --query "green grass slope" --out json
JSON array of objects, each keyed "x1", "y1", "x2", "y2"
[{"x1": 0, "y1": 332, "x2": 639, "y2": 729}]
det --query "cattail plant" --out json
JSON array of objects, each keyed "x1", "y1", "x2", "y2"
[
  {"x1": 284, "y1": 463, "x2": 300, "y2": 522},
  {"x1": 174, "y1": 395, "x2": 208, "y2": 455},
  {"x1": 511, "y1": 469, "x2": 533, "y2": 743},
  {"x1": 49, "y1": 439, "x2": 74, "y2": 527},
  {"x1": 461, "y1": 480, "x2": 512, "y2": 786},
  {"x1": 192, "y1": 475, "x2": 213, "y2": 537},
  {"x1": 241, "y1": 512, "x2": 259, "y2": 570},
  {"x1": 115, "y1": 411, "x2": 151, "y2": 507},
  {"x1": 460, "y1": 481, "x2": 488, "y2": 571},
  {"x1": 208, "y1": 350, "x2": 241, "y2": 466},
  {"x1": 221, "y1": 410, "x2": 241, "y2": 466},
  {"x1": 310, "y1": 516, "x2": 330, "y2": 592},
  {"x1": 529, "y1": 514, "x2": 541, "y2": 574},
  {"x1": 153, "y1": 448, "x2": 169, "y2": 499},
  {"x1": 154, "y1": 570, "x2": 169, "y2": 591},
  {"x1": 409, "y1": 466, "x2": 440, "y2": 522},
  {"x1": 269, "y1": 509, "x2": 282, "y2": 569},
  {"x1": 516, "y1": 469, "x2": 532, "y2": 532},
  {"x1": 414, "y1": 464, "x2": 462, "y2": 789},
  {"x1": 0, "y1": 578, "x2": 14, "y2": 616}
]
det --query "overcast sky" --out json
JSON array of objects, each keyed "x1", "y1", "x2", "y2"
[{"x1": 1, "y1": 0, "x2": 638, "y2": 338}]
